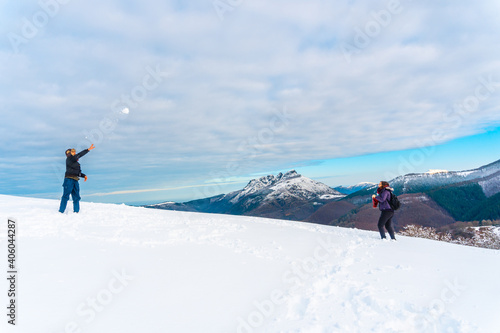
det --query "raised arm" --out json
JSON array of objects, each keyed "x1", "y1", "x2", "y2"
[{"x1": 76, "y1": 144, "x2": 95, "y2": 159}]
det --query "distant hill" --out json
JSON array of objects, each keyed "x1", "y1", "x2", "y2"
[
  {"x1": 306, "y1": 200, "x2": 357, "y2": 225},
  {"x1": 464, "y1": 192, "x2": 500, "y2": 221},
  {"x1": 331, "y1": 159, "x2": 500, "y2": 228},
  {"x1": 390, "y1": 159, "x2": 500, "y2": 195},
  {"x1": 313, "y1": 193, "x2": 456, "y2": 229},
  {"x1": 426, "y1": 183, "x2": 487, "y2": 221},
  {"x1": 334, "y1": 182, "x2": 376, "y2": 195}
]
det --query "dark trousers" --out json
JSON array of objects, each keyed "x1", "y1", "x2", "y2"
[
  {"x1": 378, "y1": 210, "x2": 395, "y2": 239},
  {"x1": 59, "y1": 178, "x2": 81, "y2": 213}
]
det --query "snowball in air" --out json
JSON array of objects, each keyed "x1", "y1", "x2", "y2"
[{"x1": 122, "y1": 107, "x2": 130, "y2": 114}]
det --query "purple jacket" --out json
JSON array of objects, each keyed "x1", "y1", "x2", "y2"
[{"x1": 376, "y1": 188, "x2": 393, "y2": 211}]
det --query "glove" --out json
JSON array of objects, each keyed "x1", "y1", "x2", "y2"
[
  {"x1": 89, "y1": 144, "x2": 95, "y2": 150},
  {"x1": 84, "y1": 175, "x2": 88, "y2": 182}
]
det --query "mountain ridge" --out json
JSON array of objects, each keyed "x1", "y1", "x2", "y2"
[
  {"x1": 147, "y1": 170, "x2": 345, "y2": 220},
  {"x1": 147, "y1": 158, "x2": 500, "y2": 228},
  {"x1": 334, "y1": 182, "x2": 376, "y2": 195},
  {"x1": 315, "y1": 158, "x2": 500, "y2": 228}
]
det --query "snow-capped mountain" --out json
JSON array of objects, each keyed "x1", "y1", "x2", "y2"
[
  {"x1": 334, "y1": 182, "x2": 376, "y2": 195},
  {"x1": 147, "y1": 170, "x2": 345, "y2": 220},
  {"x1": 227, "y1": 170, "x2": 344, "y2": 205},
  {"x1": 341, "y1": 158, "x2": 500, "y2": 200},
  {"x1": 390, "y1": 158, "x2": 500, "y2": 195},
  {"x1": 149, "y1": 159, "x2": 500, "y2": 226}
]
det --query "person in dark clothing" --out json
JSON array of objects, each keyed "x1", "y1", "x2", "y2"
[
  {"x1": 58, "y1": 144, "x2": 95, "y2": 213},
  {"x1": 372, "y1": 181, "x2": 396, "y2": 240}
]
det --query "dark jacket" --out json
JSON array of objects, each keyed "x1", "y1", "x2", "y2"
[
  {"x1": 375, "y1": 187, "x2": 394, "y2": 211},
  {"x1": 65, "y1": 149, "x2": 89, "y2": 180}
]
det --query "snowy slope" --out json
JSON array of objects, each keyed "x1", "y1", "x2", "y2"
[{"x1": 1, "y1": 195, "x2": 499, "y2": 333}]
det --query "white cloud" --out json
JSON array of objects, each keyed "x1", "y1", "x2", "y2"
[{"x1": 1, "y1": 0, "x2": 500, "y2": 200}]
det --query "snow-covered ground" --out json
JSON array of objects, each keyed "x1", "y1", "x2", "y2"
[{"x1": 0, "y1": 195, "x2": 499, "y2": 333}]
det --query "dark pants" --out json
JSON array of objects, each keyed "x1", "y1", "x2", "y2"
[
  {"x1": 378, "y1": 210, "x2": 396, "y2": 239},
  {"x1": 59, "y1": 178, "x2": 81, "y2": 213}
]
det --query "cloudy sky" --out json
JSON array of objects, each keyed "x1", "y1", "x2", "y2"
[{"x1": 1, "y1": 0, "x2": 500, "y2": 204}]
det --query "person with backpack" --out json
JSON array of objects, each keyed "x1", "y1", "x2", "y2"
[
  {"x1": 58, "y1": 144, "x2": 95, "y2": 213},
  {"x1": 372, "y1": 181, "x2": 397, "y2": 240}
]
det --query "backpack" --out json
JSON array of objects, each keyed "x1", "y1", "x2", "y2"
[{"x1": 388, "y1": 191, "x2": 401, "y2": 210}]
